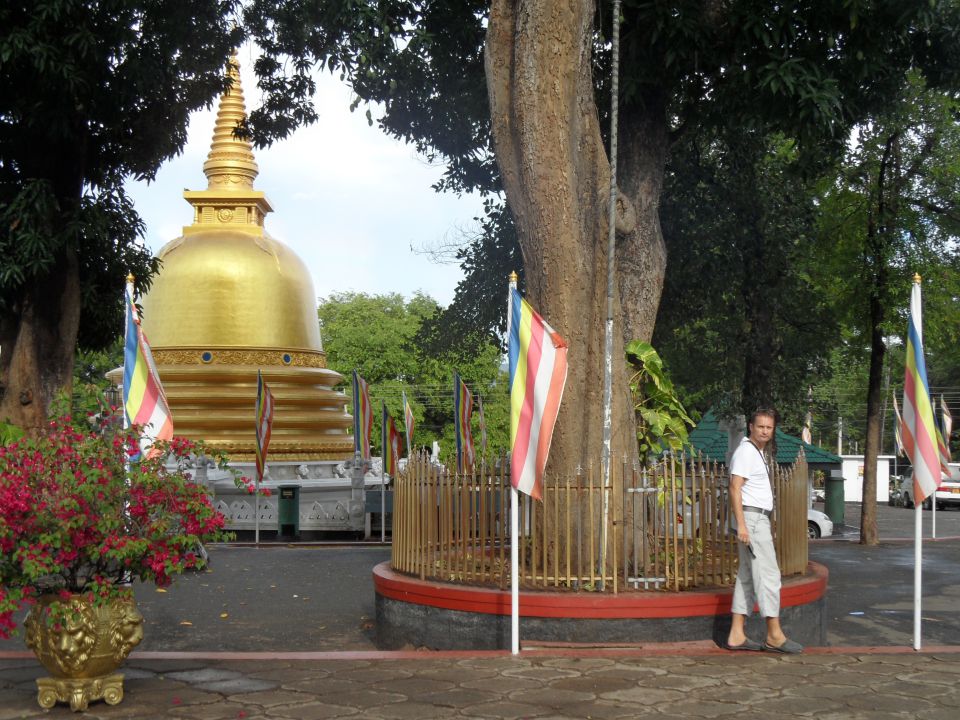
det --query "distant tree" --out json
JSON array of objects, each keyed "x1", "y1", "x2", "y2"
[
  {"x1": 317, "y1": 292, "x2": 508, "y2": 460},
  {"x1": 812, "y1": 74, "x2": 960, "y2": 544},
  {"x1": 0, "y1": 1, "x2": 242, "y2": 432},
  {"x1": 655, "y1": 130, "x2": 836, "y2": 426}
]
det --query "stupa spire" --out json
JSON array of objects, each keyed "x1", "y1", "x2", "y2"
[
  {"x1": 203, "y1": 50, "x2": 259, "y2": 189},
  {"x1": 182, "y1": 50, "x2": 272, "y2": 236}
]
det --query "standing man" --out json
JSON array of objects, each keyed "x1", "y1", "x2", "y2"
[{"x1": 725, "y1": 408, "x2": 803, "y2": 653}]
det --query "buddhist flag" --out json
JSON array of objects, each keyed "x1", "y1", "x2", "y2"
[
  {"x1": 352, "y1": 370, "x2": 372, "y2": 460},
  {"x1": 938, "y1": 395, "x2": 952, "y2": 470},
  {"x1": 123, "y1": 277, "x2": 173, "y2": 457},
  {"x1": 478, "y1": 394, "x2": 488, "y2": 457},
  {"x1": 454, "y1": 372, "x2": 475, "y2": 473},
  {"x1": 901, "y1": 276, "x2": 942, "y2": 503},
  {"x1": 402, "y1": 390, "x2": 416, "y2": 457},
  {"x1": 507, "y1": 286, "x2": 568, "y2": 500},
  {"x1": 892, "y1": 393, "x2": 905, "y2": 457},
  {"x1": 382, "y1": 403, "x2": 401, "y2": 477},
  {"x1": 255, "y1": 370, "x2": 275, "y2": 483}
]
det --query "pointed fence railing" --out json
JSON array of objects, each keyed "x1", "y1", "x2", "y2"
[{"x1": 392, "y1": 450, "x2": 809, "y2": 592}]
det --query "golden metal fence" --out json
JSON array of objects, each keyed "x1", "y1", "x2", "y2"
[{"x1": 391, "y1": 450, "x2": 810, "y2": 592}]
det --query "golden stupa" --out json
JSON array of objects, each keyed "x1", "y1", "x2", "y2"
[{"x1": 139, "y1": 52, "x2": 353, "y2": 461}]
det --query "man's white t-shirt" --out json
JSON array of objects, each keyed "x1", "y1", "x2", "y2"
[{"x1": 730, "y1": 437, "x2": 774, "y2": 511}]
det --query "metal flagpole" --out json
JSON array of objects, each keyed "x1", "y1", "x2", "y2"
[
  {"x1": 508, "y1": 272, "x2": 520, "y2": 655},
  {"x1": 381, "y1": 402, "x2": 387, "y2": 544},
  {"x1": 599, "y1": 0, "x2": 623, "y2": 591},
  {"x1": 511, "y1": 487, "x2": 520, "y2": 655},
  {"x1": 914, "y1": 500, "x2": 922, "y2": 650}
]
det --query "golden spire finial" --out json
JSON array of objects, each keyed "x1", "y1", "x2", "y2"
[
  {"x1": 202, "y1": 50, "x2": 259, "y2": 190},
  {"x1": 914, "y1": 272, "x2": 922, "y2": 284}
]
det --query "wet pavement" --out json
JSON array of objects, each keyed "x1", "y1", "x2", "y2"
[{"x1": 2, "y1": 502, "x2": 958, "y2": 717}]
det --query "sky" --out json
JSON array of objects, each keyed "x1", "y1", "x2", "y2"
[{"x1": 125, "y1": 46, "x2": 484, "y2": 308}]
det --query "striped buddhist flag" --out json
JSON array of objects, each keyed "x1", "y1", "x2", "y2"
[
  {"x1": 123, "y1": 278, "x2": 173, "y2": 457},
  {"x1": 402, "y1": 390, "x2": 416, "y2": 457},
  {"x1": 382, "y1": 402, "x2": 401, "y2": 477},
  {"x1": 352, "y1": 370, "x2": 373, "y2": 460},
  {"x1": 901, "y1": 276, "x2": 943, "y2": 502},
  {"x1": 507, "y1": 286, "x2": 568, "y2": 500},
  {"x1": 477, "y1": 394, "x2": 488, "y2": 457},
  {"x1": 892, "y1": 392, "x2": 905, "y2": 457},
  {"x1": 938, "y1": 394, "x2": 952, "y2": 469},
  {"x1": 454, "y1": 372, "x2": 475, "y2": 473},
  {"x1": 255, "y1": 370, "x2": 275, "y2": 482}
]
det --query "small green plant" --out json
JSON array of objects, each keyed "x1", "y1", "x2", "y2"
[{"x1": 625, "y1": 340, "x2": 695, "y2": 465}]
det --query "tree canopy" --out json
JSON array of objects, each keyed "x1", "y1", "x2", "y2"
[
  {"x1": 0, "y1": 1, "x2": 243, "y2": 430},
  {"x1": 317, "y1": 291, "x2": 508, "y2": 461}
]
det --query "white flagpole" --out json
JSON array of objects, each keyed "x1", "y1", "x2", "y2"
[
  {"x1": 511, "y1": 486, "x2": 520, "y2": 655},
  {"x1": 255, "y1": 474, "x2": 260, "y2": 545},
  {"x1": 914, "y1": 500, "x2": 922, "y2": 650},
  {"x1": 381, "y1": 402, "x2": 387, "y2": 544},
  {"x1": 507, "y1": 272, "x2": 520, "y2": 655}
]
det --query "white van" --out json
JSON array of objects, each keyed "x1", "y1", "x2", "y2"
[{"x1": 902, "y1": 463, "x2": 960, "y2": 510}]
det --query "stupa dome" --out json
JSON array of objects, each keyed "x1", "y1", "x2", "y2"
[{"x1": 138, "y1": 51, "x2": 353, "y2": 461}]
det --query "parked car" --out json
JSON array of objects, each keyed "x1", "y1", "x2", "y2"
[
  {"x1": 903, "y1": 463, "x2": 960, "y2": 509},
  {"x1": 807, "y1": 507, "x2": 833, "y2": 539}
]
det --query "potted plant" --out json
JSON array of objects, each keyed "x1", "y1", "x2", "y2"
[{"x1": 0, "y1": 413, "x2": 234, "y2": 711}]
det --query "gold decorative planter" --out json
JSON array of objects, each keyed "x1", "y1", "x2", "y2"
[{"x1": 24, "y1": 594, "x2": 143, "y2": 712}]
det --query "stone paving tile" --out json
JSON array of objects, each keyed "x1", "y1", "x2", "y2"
[
  {"x1": 500, "y1": 665, "x2": 581, "y2": 681},
  {"x1": 370, "y1": 676, "x2": 456, "y2": 695},
  {"x1": 547, "y1": 673, "x2": 640, "y2": 693},
  {"x1": 538, "y1": 657, "x2": 618, "y2": 670},
  {"x1": 917, "y1": 708, "x2": 960, "y2": 720},
  {"x1": 746, "y1": 696, "x2": 844, "y2": 716},
  {"x1": 225, "y1": 688, "x2": 315, "y2": 708},
  {"x1": 459, "y1": 674, "x2": 542, "y2": 693},
  {"x1": 413, "y1": 664, "x2": 501, "y2": 682},
  {"x1": 781, "y1": 682, "x2": 864, "y2": 700},
  {"x1": 460, "y1": 699, "x2": 550, "y2": 719},
  {"x1": 456, "y1": 657, "x2": 533, "y2": 671},
  {"x1": 198, "y1": 677, "x2": 279, "y2": 693},
  {"x1": 360, "y1": 700, "x2": 461, "y2": 719},
  {"x1": 247, "y1": 665, "x2": 332, "y2": 683},
  {"x1": 506, "y1": 686, "x2": 598, "y2": 708},
  {"x1": 280, "y1": 676, "x2": 367, "y2": 695},
  {"x1": 633, "y1": 672, "x2": 723, "y2": 691},
  {"x1": 599, "y1": 685, "x2": 685, "y2": 705},
  {"x1": 165, "y1": 667, "x2": 245, "y2": 684},
  {"x1": 334, "y1": 666, "x2": 413, "y2": 683},
  {"x1": 162, "y1": 700, "x2": 257, "y2": 719},
  {"x1": 577, "y1": 663, "x2": 668, "y2": 680},
  {"x1": 263, "y1": 700, "x2": 360, "y2": 719},
  {"x1": 842, "y1": 692, "x2": 938, "y2": 713},
  {"x1": 695, "y1": 684, "x2": 780, "y2": 705},
  {"x1": 323, "y1": 688, "x2": 408, "y2": 709},
  {"x1": 418, "y1": 686, "x2": 505, "y2": 709},
  {"x1": 556, "y1": 699, "x2": 646, "y2": 719},
  {"x1": 894, "y1": 669, "x2": 960, "y2": 686},
  {"x1": 653, "y1": 698, "x2": 743, "y2": 718}
]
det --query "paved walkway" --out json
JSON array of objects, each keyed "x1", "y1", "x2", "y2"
[
  {"x1": 3, "y1": 502, "x2": 958, "y2": 717},
  {"x1": 3, "y1": 647, "x2": 960, "y2": 719}
]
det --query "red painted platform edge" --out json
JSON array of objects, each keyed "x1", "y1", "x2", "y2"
[{"x1": 372, "y1": 560, "x2": 828, "y2": 619}]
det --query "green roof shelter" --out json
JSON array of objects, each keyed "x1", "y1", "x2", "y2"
[{"x1": 689, "y1": 409, "x2": 841, "y2": 467}]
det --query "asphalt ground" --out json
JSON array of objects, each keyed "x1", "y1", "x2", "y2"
[{"x1": 1, "y1": 502, "x2": 957, "y2": 655}]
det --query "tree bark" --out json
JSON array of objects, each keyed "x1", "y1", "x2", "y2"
[
  {"x1": 485, "y1": 0, "x2": 668, "y2": 478},
  {"x1": 0, "y1": 249, "x2": 82, "y2": 434}
]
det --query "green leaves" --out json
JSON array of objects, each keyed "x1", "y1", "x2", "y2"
[{"x1": 626, "y1": 340, "x2": 694, "y2": 462}]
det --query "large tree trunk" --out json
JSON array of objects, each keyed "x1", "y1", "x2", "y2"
[
  {"x1": 486, "y1": 1, "x2": 669, "y2": 575},
  {"x1": 485, "y1": 0, "x2": 667, "y2": 475},
  {"x1": 0, "y1": 250, "x2": 82, "y2": 434}
]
